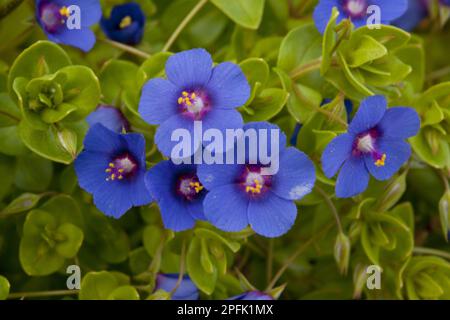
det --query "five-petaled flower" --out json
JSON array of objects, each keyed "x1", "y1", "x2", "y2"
[
  {"x1": 197, "y1": 122, "x2": 316, "y2": 238},
  {"x1": 154, "y1": 273, "x2": 199, "y2": 300},
  {"x1": 313, "y1": 0, "x2": 408, "y2": 34},
  {"x1": 100, "y1": 2, "x2": 146, "y2": 45},
  {"x1": 75, "y1": 124, "x2": 152, "y2": 218},
  {"x1": 321, "y1": 95, "x2": 420, "y2": 198},
  {"x1": 145, "y1": 161, "x2": 207, "y2": 231},
  {"x1": 138, "y1": 48, "x2": 250, "y2": 158},
  {"x1": 36, "y1": 0, "x2": 101, "y2": 52},
  {"x1": 86, "y1": 105, "x2": 130, "y2": 133}
]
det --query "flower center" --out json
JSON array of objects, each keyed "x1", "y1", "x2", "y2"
[
  {"x1": 240, "y1": 166, "x2": 272, "y2": 195},
  {"x1": 178, "y1": 90, "x2": 210, "y2": 120},
  {"x1": 39, "y1": 3, "x2": 69, "y2": 33},
  {"x1": 343, "y1": 0, "x2": 367, "y2": 18},
  {"x1": 105, "y1": 153, "x2": 138, "y2": 181},
  {"x1": 176, "y1": 174, "x2": 204, "y2": 201},
  {"x1": 119, "y1": 16, "x2": 132, "y2": 29},
  {"x1": 354, "y1": 130, "x2": 387, "y2": 167}
]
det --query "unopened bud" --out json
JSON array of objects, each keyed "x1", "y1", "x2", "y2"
[{"x1": 334, "y1": 232, "x2": 351, "y2": 275}]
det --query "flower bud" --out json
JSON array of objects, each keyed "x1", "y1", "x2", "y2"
[
  {"x1": 57, "y1": 127, "x2": 77, "y2": 158},
  {"x1": 334, "y1": 232, "x2": 351, "y2": 275},
  {"x1": 439, "y1": 190, "x2": 450, "y2": 242}
]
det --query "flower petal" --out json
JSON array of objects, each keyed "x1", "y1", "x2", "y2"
[
  {"x1": 87, "y1": 106, "x2": 129, "y2": 133},
  {"x1": 206, "y1": 62, "x2": 250, "y2": 109},
  {"x1": 48, "y1": 28, "x2": 96, "y2": 52},
  {"x1": 247, "y1": 192, "x2": 297, "y2": 238},
  {"x1": 203, "y1": 184, "x2": 249, "y2": 232},
  {"x1": 321, "y1": 133, "x2": 354, "y2": 178},
  {"x1": 313, "y1": 0, "x2": 341, "y2": 34},
  {"x1": 349, "y1": 95, "x2": 387, "y2": 135},
  {"x1": 83, "y1": 124, "x2": 125, "y2": 154},
  {"x1": 272, "y1": 147, "x2": 316, "y2": 200},
  {"x1": 139, "y1": 78, "x2": 179, "y2": 125},
  {"x1": 155, "y1": 274, "x2": 199, "y2": 300},
  {"x1": 154, "y1": 115, "x2": 196, "y2": 157},
  {"x1": 377, "y1": 107, "x2": 420, "y2": 139},
  {"x1": 197, "y1": 164, "x2": 244, "y2": 189},
  {"x1": 165, "y1": 48, "x2": 212, "y2": 88},
  {"x1": 74, "y1": 151, "x2": 110, "y2": 194},
  {"x1": 364, "y1": 137, "x2": 411, "y2": 181},
  {"x1": 336, "y1": 157, "x2": 369, "y2": 198},
  {"x1": 370, "y1": 0, "x2": 408, "y2": 21},
  {"x1": 92, "y1": 180, "x2": 134, "y2": 218}
]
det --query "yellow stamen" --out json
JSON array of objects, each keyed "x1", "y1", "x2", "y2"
[
  {"x1": 105, "y1": 168, "x2": 112, "y2": 173},
  {"x1": 111, "y1": 174, "x2": 116, "y2": 180},
  {"x1": 182, "y1": 91, "x2": 189, "y2": 97},
  {"x1": 189, "y1": 182, "x2": 204, "y2": 193},
  {"x1": 118, "y1": 175, "x2": 123, "y2": 180},
  {"x1": 119, "y1": 16, "x2": 132, "y2": 29},
  {"x1": 109, "y1": 163, "x2": 115, "y2": 168},
  {"x1": 178, "y1": 97, "x2": 183, "y2": 104},
  {"x1": 118, "y1": 169, "x2": 124, "y2": 173},
  {"x1": 375, "y1": 153, "x2": 387, "y2": 167},
  {"x1": 59, "y1": 6, "x2": 70, "y2": 17}
]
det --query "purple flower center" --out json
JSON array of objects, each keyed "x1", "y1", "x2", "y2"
[
  {"x1": 353, "y1": 129, "x2": 387, "y2": 167},
  {"x1": 176, "y1": 174, "x2": 204, "y2": 201},
  {"x1": 342, "y1": 0, "x2": 368, "y2": 18},
  {"x1": 105, "y1": 153, "x2": 138, "y2": 181},
  {"x1": 39, "y1": 2, "x2": 70, "y2": 33},
  {"x1": 239, "y1": 166, "x2": 272, "y2": 196},
  {"x1": 178, "y1": 90, "x2": 211, "y2": 120}
]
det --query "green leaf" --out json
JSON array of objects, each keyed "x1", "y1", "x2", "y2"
[
  {"x1": 79, "y1": 271, "x2": 120, "y2": 300},
  {"x1": 1, "y1": 192, "x2": 43, "y2": 216},
  {"x1": 242, "y1": 88, "x2": 288, "y2": 122},
  {"x1": 14, "y1": 154, "x2": 53, "y2": 192},
  {"x1": 277, "y1": 24, "x2": 322, "y2": 88},
  {"x1": 18, "y1": 120, "x2": 87, "y2": 164},
  {"x1": 186, "y1": 237, "x2": 217, "y2": 295},
  {"x1": 55, "y1": 223, "x2": 84, "y2": 259},
  {"x1": 343, "y1": 35, "x2": 387, "y2": 68},
  {"x1": 239, "y1": 57, "x2": 270, "y2": 90},
  {"x1": 19, "y1": 209, "x2": 64, "y2": 276},
  {"x1": 100, "y1": 59, "x2": 139, "y2": 107},
  {"x1": 439, "y1": 190, "x2": 450, "y2": 242},
  {"x1": 8, "y1": 41, "x2": 71, "y2": 94},
  {"x1": 210, "y1": 0, "x2": 265, "y2": 30},
  {"x1": 0, "y1": 275, "x2": 10, "y2": 300},
  {"x1": 107, "y1": 286, "x2": 140, "y2": 300}
]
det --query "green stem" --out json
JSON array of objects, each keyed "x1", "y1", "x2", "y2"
[
  {"x1": 427, "y1": 66, "x2": 450, "y2": 82},
  {"x1": 99, "y1": 38, "x2": 150, "y2": 59},
  {"x1": 169, "y1": 239, "x2": 187, "y2": 296},
  {"x1": 266, "y1": 223, "x2": 334, "y2": 291},
  {"x1": 413, "y1": 247, "x2": 450, "y2": 260},
  {"x1": 162, "y1": 0, "x2": 209, "y2": 52},
  {"x1": 292, "y1": 85, "x2": 348, "y2": 128},
  {"x1": 0, "y1": 0, "x2": 25, "y2": 19},
  {"x1": 315, "y1": 186, "x2": 343, "y2": 234},
  {"x1": 8, "y1": 289, "x2": 78, "y2": 299},
  {"x1": 266, "y1": 238, "x2": 274, "y2": 285},
  {"x1": 439, "y1": 169, "x2": 450, "y2": 191},
  {"x1": 289, "y1": 58, "x2": 322, "y2": 81}
]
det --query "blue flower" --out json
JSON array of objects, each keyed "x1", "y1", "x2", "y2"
[
  {"x1": 313, "y1": 0, "x2": 408, "y2": 34},
  {"x1": 197, "y1": 122, "x2": 316, "y2": 238},
  {"x1": 393, "y1": 0, "x2": 428, "y2": 31},
  {"x1": 36, "y1": 0, "x2": 101, "y2": 52},
  {"x1": 229, "y1": 291, "x2": 274, "y2": 300},
  {"x1": 100, "y1": 2, "x2": 146, "y2": 45},
  {"x1": 86, "y1": 105, "x2": 130, "y2": 133},
  {"x1": 145, "y1": 161, "x2": 206, "y2": 231},
  {"x1": 321, "y1": 95, "x2": 420, "y2": 198},
  {"x1": 154, "y1": 274, "x2": 199, "y2": 300},
  {"x1": 75, "y1": 124, "x2": 152, "y2": 218},
  {"x1": 138, "y1": 49, "x2": 250, "y2": 157}
]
